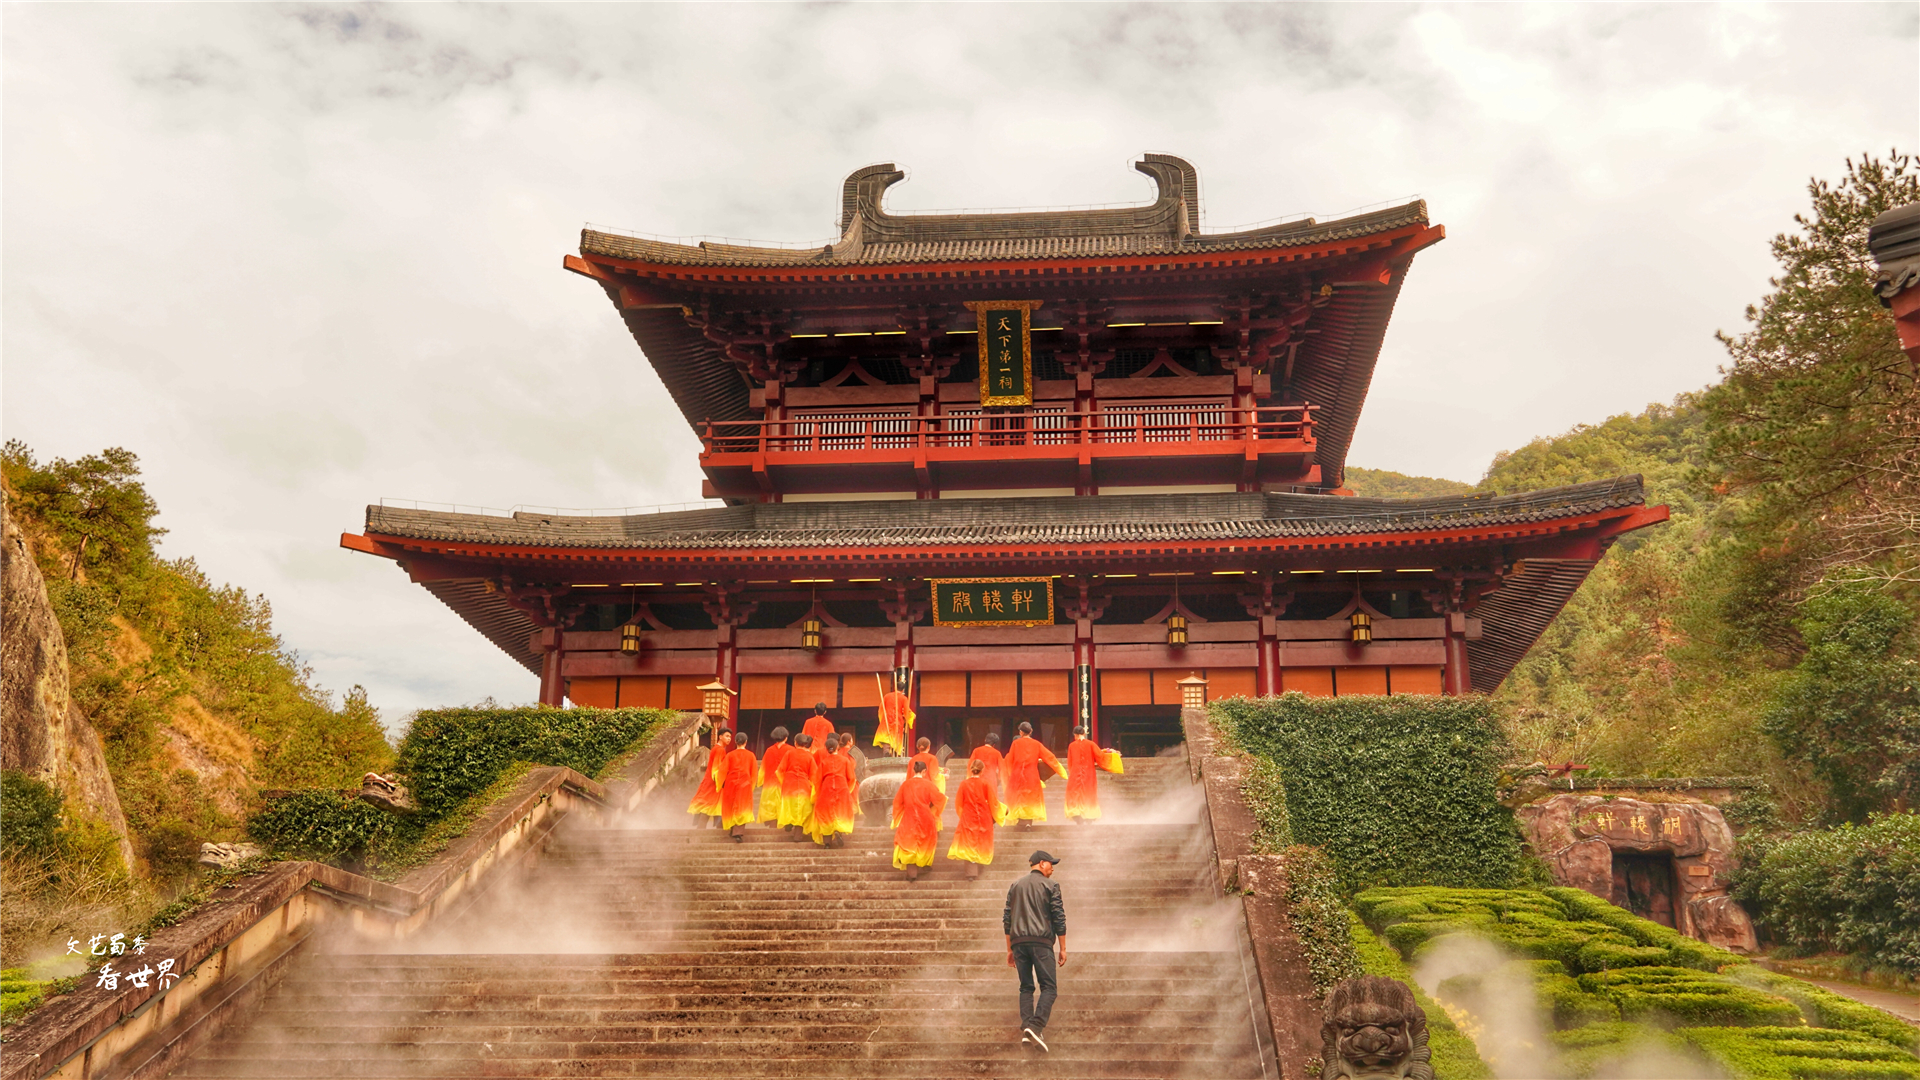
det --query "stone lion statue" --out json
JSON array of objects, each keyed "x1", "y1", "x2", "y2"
[{"x1": 1321, "y1": 975, "x2": 1433, "y2": 1080}]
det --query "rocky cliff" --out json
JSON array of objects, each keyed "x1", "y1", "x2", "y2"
[{"x1": 1, "y1": 494, "x2": 134, "y2": 870}]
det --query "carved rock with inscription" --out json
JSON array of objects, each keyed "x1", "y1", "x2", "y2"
[{"x1": 1516, "y1": 793, "x2": 1757, "y2": 951}]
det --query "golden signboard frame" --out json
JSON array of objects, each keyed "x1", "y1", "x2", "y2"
[
  {"x1": 963, "y1": 299, "x2": 1043, "y2": 407},
  {"x1": 929, "y1": 576, "x2": 1056, "y2": 628}
]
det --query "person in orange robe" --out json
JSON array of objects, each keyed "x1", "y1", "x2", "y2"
[
  {"x1": 801, "y1": 704, "x2": 835, "y2": 746},
  {"x1": 946, "y1": 757, "x2": 1003, "y2": 879},
  {"x1": 890, "y1": 759, "x2": 947, "y2": 880},
  {"x1": 909, "y1": 736, "x2": 947, "y2": 795},
  {"x1": 969, "y1": 732, "x2": 1004, "y2": 801},
  {"x1": 718, "y1": 734, "x2": 759, "y2": 841},
  {"x1": 776, "y1": 732, "x2": 820, "y2": 837},
  {"x1": 758, "y1": 727, "x2": 792, "y2": 826},
  {"x1": 685, "y1": 726, "x2": 732, "y2": 827},
  {"x1": 875, "y1": 686, "x2": 915, "y2": 756},
  {"x1": 808, "y1": 734, "x2": 858, "y2": 847},
  {"x1": 1064, "y1": 726, "x2": 1124, "y2": 823},
  {"x1": 1003, "y1": 721, "x2": 1064, "y2": 828}
]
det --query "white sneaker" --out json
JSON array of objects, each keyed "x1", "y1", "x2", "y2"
[{"x1": 1024, "y1": 1027, "x2": 1047, "y2": 1052}]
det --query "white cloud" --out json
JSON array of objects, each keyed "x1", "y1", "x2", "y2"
[{"x1": 4, "y1": 3, "x2": 1914, "y2": 715}]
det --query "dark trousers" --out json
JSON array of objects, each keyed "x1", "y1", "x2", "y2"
[{"x1": 1012, "y1": 941, "x2": 1058, "y2": 1032}]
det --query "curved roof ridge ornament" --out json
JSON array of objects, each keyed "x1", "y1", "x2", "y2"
[{"x1": 835, "y1": 153, "x2": 1200, "y2": 251}]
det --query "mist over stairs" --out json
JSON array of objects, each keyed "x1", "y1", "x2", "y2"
[{"x1": 165, "y1": 754, "x2": 1279, "y2": 1080}]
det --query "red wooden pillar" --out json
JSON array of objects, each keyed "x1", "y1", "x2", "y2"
[
  {"x1": 892, "y1": 621, "x2": 916, "y2": 743},
  {"x1": 535, "y1": 627, "x2": 566, "y2": 707},
  {"x1": 1255, "y1": 614, "x2": 1280, "y2": 697},
  {"x1": 715, "y1": 624, "x2": 740, "y2": 730},
  {"x1": 1442, "y1": 611, "x2": 1473, "y2": 696}
]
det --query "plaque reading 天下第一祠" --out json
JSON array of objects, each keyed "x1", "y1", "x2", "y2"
[
  {"x1": 962, "y1": 300, "x2": 1042, "y2": 406},
  {"x1": 929, "y1": 577, "x2": 1055, "y2": 628}
]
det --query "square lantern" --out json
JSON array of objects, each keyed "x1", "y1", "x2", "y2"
[
  {"x1": 1177, "y1": 673, "x2": 1209, "y2": 711},
  {"x1": 696, "y1": 680, "x2": 736, "y2": 722}
]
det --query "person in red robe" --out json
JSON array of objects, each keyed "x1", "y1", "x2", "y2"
[
  {"x1": 718, "y1": 734, "x2": 759, "y2": 841},
  {"x1": 875, "y1": 679, "x2": 915, "y2": 756},
  {"x1": 801, "y1": 704, "x2": 835, "y2": 746},
  {"x1": 890, "y1": 759, "x2": 947, "y2": 880},
  {"x1": 909, "y1": 736, "x2": 946, "y2": 795},
  {"x1": 775, "y1": 732, "x2": 820, "y2": 838},
  {"x1": 685, "y1": 726, "x2": 732, "y2": 827},
  {"x1": 758, "y1": 727, "x2": 791, "y2": 826},
  {"x1": 1064, "y1": 725, "x2": 1124, "y2": 823},
  {"x1": 808, "y1": 734, "x2": 858, "y2": 847},
  {"x1": 947, "y1": 757, "x2": 1003, "y2": 879},
  {"x1": 969, "y1": 732, "x2": 1004, "y2": 802},
  {"x1": 1003, "y1": 721, "x2": 1064, "y2": 828}
]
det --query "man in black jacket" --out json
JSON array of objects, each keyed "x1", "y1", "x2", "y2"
[{"x1": 1003, "y1": 850, "x2": 1067, "y2": 1051}]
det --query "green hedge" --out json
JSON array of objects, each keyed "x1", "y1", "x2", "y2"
[
  {"x1": 248, "y1": 707, "x2": 677, "y2": 873},
  {"x1": 1212, "y1": 694, "x2": 1528, "y2": 892},
  {"x1": 1736, "y1": 812, "x2": 1920, "y2": 978},
  {"x1": 1348, "y1": 912, "x2": 1494, "y2": 1080},
  {"x1": 1728, "y1": 967, "x2": 1920, "y2": 1054},
  {"x1": 1576, "y1": 966, "x2": 1803, "y2": 1027},
  {"x1": 1358, "y1": 884, "x2": 1920, "y2": 1078},
  {"x1": 1352, "y1": 886, "x2": 1741, "y2": 976},
  {"x1": 1680, "y1": 1027, "x2": 1920, "y2": 1080},
  {"x1": 394, "y1": 707, "x2": 676, "y2": 814}
]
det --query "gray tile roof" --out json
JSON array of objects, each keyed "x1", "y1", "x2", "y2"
[
  {"x1": 365, "y1": 477, "x2": 1646, "y2": 551},
  {"x1": 581, "y1": 155, "x2": 1427, "y2": 269}
]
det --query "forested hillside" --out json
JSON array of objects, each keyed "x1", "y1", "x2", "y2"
[
  {"x1": 1, "y1": 443, "x2": 390, "y2": 960},
  {"x1": 1472, "y1": 155, "x2": 1919, "y2": 826}
]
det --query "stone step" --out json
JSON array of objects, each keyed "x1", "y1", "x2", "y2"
[{"x1": 162, "y1": 757, "x2": 1264, "y2": 1080}]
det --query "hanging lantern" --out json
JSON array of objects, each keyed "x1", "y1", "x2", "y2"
[
  {"x1": 1166, "y1": 613, "x2": 1189, "y2": 648},
  {"x1": 800, "y1": 617, "x2": 824, "y2": 651},
  {"x1": 619, "y1": 623, "x2": 642, "y2": 655},
  {"x1": 1350, "y1": 610, "x2": 1373, "y2": 644}
]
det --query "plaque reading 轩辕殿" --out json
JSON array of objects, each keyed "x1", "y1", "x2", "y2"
[
  {"x1": 930, "y1": 577, "x2": 1054, "y2": 628},
  {"x1": 963, "y1": 300, "x2": 1042, "y2": 406}
]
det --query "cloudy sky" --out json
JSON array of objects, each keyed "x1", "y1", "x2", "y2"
[{"x1": 4, "y1": 3, "x2": 1914, "y2": 724}]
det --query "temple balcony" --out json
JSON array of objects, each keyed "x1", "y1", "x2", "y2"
[{"x1": 697, "y1": 400, "x2": 1317, "y2": 500}]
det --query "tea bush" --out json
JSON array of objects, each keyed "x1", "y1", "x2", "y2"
[
  {"x1": 1736, "y1": 811, "x2": 1920, "y2": 977},
  {"x1": 1347, "y1": 912, "x2": 1493, "y2": 1079},
  {"x1": 1359, "y1": 884, "x2": 1920, "y2": 1078},
  {"x1": 1680, "y1": 1027, "x2": 1920, "y2": 1080}
]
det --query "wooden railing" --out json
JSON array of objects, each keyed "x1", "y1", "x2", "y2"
[{"x1": 701, "y1": 402, "x2": 1315, "y2": 456}]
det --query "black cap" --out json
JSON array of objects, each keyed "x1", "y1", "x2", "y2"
[{"x1": 1029, "y1": 851, "x2": 1061, "y2": 865}]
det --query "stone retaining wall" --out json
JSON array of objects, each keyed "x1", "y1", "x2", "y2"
[{"x1": 1182, "y1": 705, "x2": 1324, "y2": 1079}]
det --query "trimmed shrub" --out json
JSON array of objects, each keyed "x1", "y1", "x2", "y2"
[
  {"x1": 1576, "y1": 967, "x2": 1803, "y2": 1027},
  {"x1": 395, "y1": 706, "x2": 674, "y2": 815},
  {"x1": 1546, "y1": 886, "x2": 1734, "y2": 971},
  {"x1": 1737, "y1": 812, "x2": 1920, "y2": 977},
  {"x1": 1351, "y1": 885, "x2": 1740, "y2": 975},
  {"x1": 248, "y1": 707, "x2": 677, "y2": 873},
  {"x1": 1347, "y1": 912, "x2": 1494, "y2": 1080},
  {"x1": 1728, "y1": 967, "x2": 1920, "y2": 1054},
  {"x1": 1212, "y1": 694, "x2": 1527, "y2": 892},
  {"x1": 1679, "y1": 1026, "x2": 1920, "y2": 1080}
]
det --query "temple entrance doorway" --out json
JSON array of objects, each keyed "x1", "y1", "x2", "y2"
[
  {"x1": 918, "y1": 708, "x2": 1072, "y2": 756},
  {"x1": 1610, "y1": 851, "x2": 1679, "y2": 928},
  {"x1": 1098, "y1": 705, "x2": 1185, "y2": 758}
]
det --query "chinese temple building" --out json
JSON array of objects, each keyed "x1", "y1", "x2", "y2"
[{"x1": 343, "y1": 154, "x2": 1667, "y2": 754}]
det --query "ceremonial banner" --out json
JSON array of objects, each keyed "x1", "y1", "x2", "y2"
[
  {"x1": 930, "y1": 576, "x2": 1054, "y2": 628},
  {"x1": 963, "y1": 299, "x2": 1043, "y2": 406}
]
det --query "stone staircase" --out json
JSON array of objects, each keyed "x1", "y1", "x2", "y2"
[{"x1": 166, "y1": 755, "x2": 1276, "y2": 1080}]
